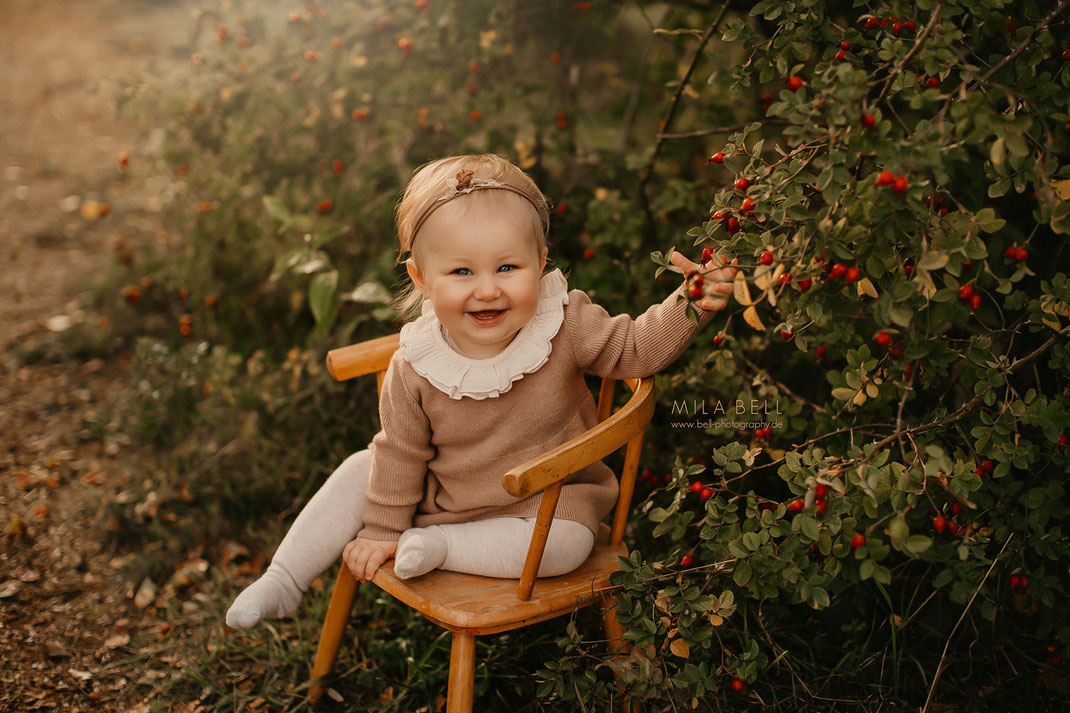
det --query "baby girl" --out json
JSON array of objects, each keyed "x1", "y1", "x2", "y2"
[{"x1": 226, "y1": 153, "x2": 737, "y2": 629}]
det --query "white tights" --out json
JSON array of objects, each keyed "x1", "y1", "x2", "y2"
[{"x1": 226, "y1": 450, "x2": 596, "y2": 629}]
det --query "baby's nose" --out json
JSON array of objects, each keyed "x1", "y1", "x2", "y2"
[{"x1": 473, "y1": 276, "x2": 501, "y2": 299}]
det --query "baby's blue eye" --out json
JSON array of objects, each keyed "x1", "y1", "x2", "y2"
[
  {"x1": 452, "y1": 268, "x2": 471, "y2": 276},
  {"x1": 498, "y1": 265, "x2": 516, "y2": 272}
]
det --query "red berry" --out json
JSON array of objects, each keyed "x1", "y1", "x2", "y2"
[
  {"x1": 332, "y1": 159, "x2": 345, "y2": 175},
  {"x1": 815, "y1": 346, "x2": 827, "y2": 358},
  {"x1": 814, "y1": 484, "x2": 827, "y2": 498},
  {"x1": 781, "y1": 328, "x2": 794, "y2": 340},
  {"x1": 787, "y1": 75, "x2": 803, "y2": 91},
  {"x1": 952, "y1": 503, "x2": 962, "y2": 515},
  {"x1": 1063, "y1": 49, "x2": 1070, "y2": 60},
  {"x1": 640, "y1": 469, "x2": 652, "y2": 481},
  {"x1": 970, "y1": 294, "x2": 981, "y2": 310},
  {"x1": 1053, "y1": 655, "x2": 1063, "y2": 665},
  {"x1": 815, "y1": 498, "x2": 827, "y2": 514},
  {"x1": 1014, "y1": 247, "x2": 1028, "y2": 261},
  {"x1": 829, "y1": 263, "x2": 847, "y2": 279},
  {"x1": 840, "y1": 41, "x2": 851, "y2": 50},
  {"x1": 1004, "y1": 246, "x2": 1018, "y2": 259},
  {"x1": 726, "y1": 217, "x2": 740, "y2": 234},
  {"x1": 741, "y1": 196, "x2": 755, "y2": 213},
  {"x1": 959, "y1": 284, "x2": 974, "y2": 300},
  {"x1": 797, "y1": 278, "x2": 812, "y2": 291},
  {"x1": 760, "y1": 251, "x2": 774, "y2": 265},
  {"x1": 876, "y1": 170, "x2": 895, "y2": 187},
  {"x1": 787, "y1": 499, "x2": 805, "y2": 512},
  {"x1": 925, "y1": 77, "x2": 939, "y2": 90},
  {"x1": 702, "y1": 246, "x2": 714, "y2": 263},
  {"x1": 845, "y1": 266, "x2": 860, "y2": 283},
  {"x1": 680, "y1": 555, "x2": 694, "y2": 567},
  {"x1": 933, "y1": 515, "x2": 946, "y2": 533},
  {"x1": 713, "y1": 334, "x2": 724, "y2": 346},
  {"x1": 1058, "y1": 434, "x2": 1068, "y2": 450},
  {"x1": 690, "y1": 481, "x2": 704, "y2": 493},
  {"x1": 893, "y1": 176, "x2": 908, "y2": 194},
  {"x1": 778, "y1": 273, "x2": 793, "y2": 286},
  {"x1": 862, "y1": 113, "x2": 876, "y2": 128},
  {"x1": 875, "y1": 331, "x2": 891, "y2": 346},
  {"x1": 850, "y1": 533, "x2": 866, "y2": 549},
  {"x1": 700, "y1": 487, "x2": 713, "y2": 501},
  {"x1": 1008, "y1": 19, "x2": 1015, "y2": 34},
  {"x1": 905, "y1": 20, "x2": 916, "y2": 32},
  {"x1": 709, "y1": 151, "x2": 726, "y2": 164},
  {"x1": 735, "y1": 177, "x2": 750, "y2": 191},
  {"x1": 892, "y1": 21, "x2": 902, "y2": 35},
  {"x1": 887, "y1": 340, "x2": 903, "y2": 358},
  {"x1": 316, "y1": 199, "x2": 334, "y2": 213},
  {"x1": 583, "y1": 248, "x2": 595, "y2": 259},
  {"x1": 688, "y1": 283, "x2": 704, "y2": 300},
  {"x1": 1020, "y1": 575, "x2": 1029, "y2": 588},
  {"x1": 731, "y1": 678, "x2": 745, "y2": 693},
  {"x1": 1010, "y1": 575, "x2": 1021, "y2": 589},
  {"x1": 981, "y1": 460, "x2": 994, "y2": 473},
  {"x1": 947, "y1": 521, "x2": 960, "y2": 536},
  {"x1": 973, "y1": 467, "x2": 985, "y2": 477},
  {"x1": 761, "y1": 92, "x2": 772, "y2": 103},
  {"x1": 835, "y1": 50, "x2": 846, "y2": 60}
]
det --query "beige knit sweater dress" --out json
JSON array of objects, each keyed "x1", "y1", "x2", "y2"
[{"x1": 355, "y1": 269, "x2": 715, "y2": 544}]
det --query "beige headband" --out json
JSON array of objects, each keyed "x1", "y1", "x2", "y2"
[{"x1": 408, "y1": 169, "x2": 547, "y2": 251}]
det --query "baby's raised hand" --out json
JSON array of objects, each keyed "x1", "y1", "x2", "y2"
[
  {"x1": 343, "y1": 536, "x2": 398, "y2": 583},
  {"x1": 669, "y1": 248, "x2": 739, "y2": 312}
]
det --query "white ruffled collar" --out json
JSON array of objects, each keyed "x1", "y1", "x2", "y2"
[{"x1": 399, "y1": 269, "x2": 570, "y2": 400}]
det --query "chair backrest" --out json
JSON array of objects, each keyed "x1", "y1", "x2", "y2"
[{"x1": 325, "y1": 334, "x2": 651, "y2": 545}]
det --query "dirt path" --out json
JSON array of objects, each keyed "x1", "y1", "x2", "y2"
[{"x1": 1, "y1": 2, "x2": 197, "y2": 710}]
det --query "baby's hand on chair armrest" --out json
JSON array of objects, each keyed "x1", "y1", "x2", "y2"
[{"x1": 343, "y1": 536, "x2": 397, "y2": 583}]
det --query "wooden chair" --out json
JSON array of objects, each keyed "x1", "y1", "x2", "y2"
[{"x1": 307, "y1": 333, "x2": 654, "y2": 712}]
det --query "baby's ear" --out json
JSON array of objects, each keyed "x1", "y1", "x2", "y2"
[
  {"x1": 405, "y1": 258, "x2": 427, "y2": 294},
  {"x1": 538, "y1": 245, "x2": 548, "y2": 272}
]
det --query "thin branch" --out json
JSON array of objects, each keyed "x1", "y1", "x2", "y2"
[
  {"x1": 875, "y1": 2, "x2": 944, "y2": 106},
  {"x1": 936, "y1": 0, "x2": 1070, "y2": 121},
  {"x1": 920, "y1": 533, "x2": 1015, "y2": 713}
]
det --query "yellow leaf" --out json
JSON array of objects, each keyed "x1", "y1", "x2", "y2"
[
  {"x1": 857, "y1": 277, "x2": 878, "y2": 299},
  {"x1": 852, "y1": 390, "x2": 867, "y2": 406},
  {"x1": 669, "y1": 638, "x2": 690, "y2": 658},
  {"x1": 865, "y1": 383, "x2": 880, "y2": 398},
  {"x1": 831, "y1": 387, "x2": 855, "y2": 401},
  {"x1": 1054, "y1": 179, "x2": 1070, "y2": 201},
  {"x1": 708, "y1": 613, "x2": 724, "y2": 626},
  {"x1": 734, "y1": 272, "x2": 753, "y2": 306},
  {"x1": 753, "y1": 264, "x2": 774, "y2": 291},
  {"x1": 742, "y1": 305, "x2": 764, "y2": 331},
  {"x1": 990, "y1": 136, "x2": 1006, "y2": 166}
]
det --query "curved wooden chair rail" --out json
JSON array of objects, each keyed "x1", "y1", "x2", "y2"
[{"x1": 311, "y1": 334, "x2": 651, "y2": 712}]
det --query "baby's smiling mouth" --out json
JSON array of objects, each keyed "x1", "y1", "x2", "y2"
[{"x1": 467, "y1": 309, "x2": 507, "y2": 322}]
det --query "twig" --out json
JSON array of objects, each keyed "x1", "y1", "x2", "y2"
[
  {"x1": 640, "y1": 6, "x2": 728, "y2": 191},
  {"x1": 656, "y1": 121, "x2": 786, "y2": 140},
  {"x1": 920, "y1": 533, "x2": 1014, "y2": 713},
  {"x1": 618, "y1": 4, "x2": 672, "y2": 154},
  {"x1": 936, "y1": 0, "x2": 1070, "y2": 121},
  {"x1": 875, "y1": 3, "x2": 944, "y2": 106}
]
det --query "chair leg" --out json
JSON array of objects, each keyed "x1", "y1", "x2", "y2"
[
  {"x1": 446, "y1": 631, "x2": 476, "y2": 713},
  {"x1": 603, "y1": 592, "x2": 642, "y2": 713},
  {"x1": 308, "y1": 565, "x2": 359, "y2": 703}
]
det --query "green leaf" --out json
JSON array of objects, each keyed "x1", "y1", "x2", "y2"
[
  {"x1": 733, "y1": 561, "x2": 752, "y2": 587},
  {"x1": 312, "y1": 225, "x2": 347, "y2": 249},
  {"x1": 263, "y1": 196, "x2": 294, "y2": 227},
  {"x1": 309, "y1": 270, "x2": 339, "y2": 325}
]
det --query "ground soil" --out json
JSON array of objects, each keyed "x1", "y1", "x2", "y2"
[{"x1": 1, "y1": 2, "x2": 201, "y2": 710}]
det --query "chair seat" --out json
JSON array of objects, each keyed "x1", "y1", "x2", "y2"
[{"x1": 370, "y1": 522, "x2": 627, "y2": 635}]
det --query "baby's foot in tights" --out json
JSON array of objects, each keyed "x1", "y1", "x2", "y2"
[
  {"x1": 393, "y1": 526, "x2": 448, "y2": 580},
  {"x1": 225, "y1": 565, "x2": 303, "y2": 629}
]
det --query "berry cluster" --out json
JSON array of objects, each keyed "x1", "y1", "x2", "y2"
[
  {"x1": 1002, "y1": 244, "x2": 1029, "y2": 262},
  {"x1": 874, "y1": 169, "x2": 909, "y2": 194},
  {"x1": 754, "y1": 427, "x2": 773, "y2": 441},
  {"x1": 863, "y1": 14, "x2": 916, "y2": 36},
  {"x1": 958, "y1": 283, "x2": 982, "y2": 310},
  {"x1": 688, "y1": 480, "x2": 714, "y2": 501}
]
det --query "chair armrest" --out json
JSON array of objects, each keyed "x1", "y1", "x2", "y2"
[
  {"x1": 501, "y1": 377, "x2": 654, "y2": 498},
  {"x1": 326, "y1": 334, "x2": 401, "y2": 381}
]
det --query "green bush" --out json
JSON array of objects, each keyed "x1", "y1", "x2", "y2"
[{"x1": 92, "y1": 0, "x2": 1070, "y2": 710}]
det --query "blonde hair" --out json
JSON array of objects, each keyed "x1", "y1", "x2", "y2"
[{"x1": 391, "y1": 154, "x2": 552, "y2": 322}]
